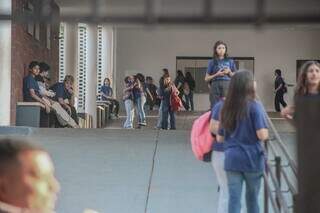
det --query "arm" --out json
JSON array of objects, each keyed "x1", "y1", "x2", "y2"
[
  {"x1": 29, "y1": 89, "x2": 47, "y2": 106},
  {"x1": 209, "y1": 119, "x2": 220, "y2": 135},
  {"x1": 204, "y1": 70, "x2": 224, "y2": 82},
  {"x1": 217, "y1": 134, "x2": 224, "y2": 143},
  {"x1": 281, "y1": 106, "x2": 295, "y2": 126},
  {"x1": 257, "y1": 128, "x2": 269, "y2": 141}
]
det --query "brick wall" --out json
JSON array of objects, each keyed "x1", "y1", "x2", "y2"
[{"x1": 11, "y1": 0, "x2": 60, "y2": 124}]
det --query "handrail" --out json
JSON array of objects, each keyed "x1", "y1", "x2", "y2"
[
  {"x1": 263, "y1": 112, "x2": 298, "y2": 213},
  {"x1": 265, "y1": 115, "x2": 298, "y2": 176}
]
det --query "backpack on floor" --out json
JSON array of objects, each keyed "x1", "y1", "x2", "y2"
[{"x1": 190, "y1": 111, "x2": 215, "y2": 162}]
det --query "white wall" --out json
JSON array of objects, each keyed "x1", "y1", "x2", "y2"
[{"x1": 115, "y1": 26, "x2": 320, "y2": 111}]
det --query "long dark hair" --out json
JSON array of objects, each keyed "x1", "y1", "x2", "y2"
[
  {"x1": 213, "y1": 40, "x2": 228, "y2": 59},
  {"x1": 295, "y1": 61, "x2": 320, "y2": 96},
  {"x1": 185, "y1": 71, "x2": 194, "y2": 81},
  {"x1": 221, "y1": 70, "x2": 256, "y2": 132}
]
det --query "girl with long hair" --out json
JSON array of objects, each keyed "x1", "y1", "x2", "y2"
[
  {"x1": 217, "y1": 70, "x2": 269, "y2": 213},
  {"x1": 205, "y1": 40, "x2": 237, "y2": 108},
  {"x1": 281, "y1": 61, "x2": 320, "y2": 123}
]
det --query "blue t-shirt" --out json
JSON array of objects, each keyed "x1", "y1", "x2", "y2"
[
  {"x1": 23, "y1": 74, "x2": 41, "y2": 102},
  {"x1": 219, "y1": 100, "x2": 268, "y2": 173},
  {"x1": 207, "y1": 58, "x2": 237, "y2": 81},
  {"x1": 50, "y1": 82, "x2": 71, "y2": 101},
  {"x1": 211, "y1": 100, "x2": 224, "y2": 152},
  {"x1": 100, "y1": 85, "x2": 113, "y2": 101}
]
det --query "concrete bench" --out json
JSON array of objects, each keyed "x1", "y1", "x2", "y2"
[
  {"x1": 16, "y1": 102, "x2": 49, "y2": 127},
  {"x1": 97, "y1": 101, "x2": 111, "y2": 125}
]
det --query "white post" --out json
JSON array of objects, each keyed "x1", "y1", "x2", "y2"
[
  {"x1": 0, "y1": 0, "x2": 12, "y2": 126},
  {"x1": 64, "y1": 22, "x2": 79, "y2": 107},
  {"x1": 85, "y1": 24, "x2": 97, "y2": 128},
  {"x1": 102, "y1": 25, "x2": 114, "y2": 92}
]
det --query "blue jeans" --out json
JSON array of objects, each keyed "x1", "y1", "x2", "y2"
[
  {"x1": 227, "y1": 171, "x2": 263, "y2": 213},
  {"x1": 184, "y1": 91, "x2": 194, "y2": 111},
  {"x1": 161, "y1": 103, "x2": 176, "y2": 130},
  {"x1": 123, "y1": 99, "x2": 134, "y2": 128},
  {"x1": 156, "y1": 101, "x2": 163, "y2": 128},
  {"x1": 136, "y1": 95, "x2": 146, "y2": 124}
]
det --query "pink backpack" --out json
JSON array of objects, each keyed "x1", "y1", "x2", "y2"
[{"x1": 190, "y1": 111, "x2": 215, "y2": 162}]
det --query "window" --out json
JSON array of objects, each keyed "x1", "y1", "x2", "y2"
[
  {"x1": 26, "y1": 2, "x2": 35, "y2": 35},
  {"x1": 46, "y1": 24, "x2": 51, "y2": 49}
]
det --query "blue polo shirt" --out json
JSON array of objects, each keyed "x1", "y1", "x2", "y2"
[
  {"x1": 207, "y1": 58, "x2": 237, "y2": 81},
  {"x1": 23, "y1": 74, "x2": 41, "y2": 102},
  {"x1": 211, "y1": 100, "x2": 224, "y2": 152},
  {"x1": 219, "y1": 100, "x2": 268, "y2": 173},
  {"x1": 100, "y1": 85, "x2": 113, "y2": 101},
  {"x1": 50, "y1": 82, "x2": 71, "y2": 101}
]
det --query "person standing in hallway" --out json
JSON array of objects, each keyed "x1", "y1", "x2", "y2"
[
  {"x1": 145, "y1": 76, "x2": 158, "y2": 110},
  {"x1": 101, "y1": 78, "x2": 120, "y2": 118},
  {"x1": 133, "y1": 73, "x2": 147, "y2": 126},
  {"x1": 184, "y1": 71, "x2": 195, "y2": 111},
  {"x1": 156, "y1": 68, "x2": 169, "y2": 129},
  {"x1": 205, "y1": 40, "x2": 237, "y2": 108},
  {"x1": 281, "y1": 61, "x2": 320, "y2": 124},
  {"x1": 161, "y1": 75, "x2": 178, "y2": 130},
  {"x1": 123, "y1": 76, "x2": 135, "y2": 129},
  {"x1": 274, "y1": 69, "x2": 288, "y2": 112},
  {"x1": 174, "y1": 70, "x2": 188, "y2": 110},
  {"x1": 217, "y1": 70, "x2": 269, "y2": 213}
]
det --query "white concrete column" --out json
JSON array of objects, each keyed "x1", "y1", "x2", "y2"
[
  {"x1": 0, "y1": 1, "x2": 12, "y2": 126},
  {"x1": 101, "y1": 25, "x2": 114, "y2": 94},
  {"x1": 64, "y1": 22, "x2": 79, "y2": 107},
  {"x1": 85, "y1": 24, "x2": 97, "y2": 128}
]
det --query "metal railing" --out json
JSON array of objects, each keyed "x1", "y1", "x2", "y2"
[{"x1": 263, "y1": 114, "x2": 298, "y2": 213}]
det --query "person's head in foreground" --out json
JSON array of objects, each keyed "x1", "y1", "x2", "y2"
[
  {"x1": 296, "y1": 60, "x2": 320, "y2": 96},
  {"x1": 0, "y1": 138, "x2": 60, "y2": 213}
]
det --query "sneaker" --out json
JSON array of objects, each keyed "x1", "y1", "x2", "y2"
[{"x1": 140, "y1": 122, "x2": 147, "y2": 126}]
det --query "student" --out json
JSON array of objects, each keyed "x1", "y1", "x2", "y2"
[
  {"x1": 218, "y1": 70, "x2": 269, "y2": 213},
  {"x1": 133, "y1": 73, "x2": 147, "y2": 126},
  {"x1": 174, "y1": 70, "x2": 185, "y2": 104},
  {"x1": 205, "y1": 41, "x2": 237, "y2": 108},
  {"x1": 36, "y1": 62, "x2": 55, "y2": 98},
  {"x1": 50, "y1": 75, "x2": 79, "y2": 127},
  {"x1": 281, "y1": 61, "x2": 320, "y2": 124},
  {"x1": 274, "y1": 69, "x2": 287, "y2": 112},
  {"x1": 0, "y1": 138, "x2": 60, "y2": 213},
  {"x1": 146, "y1": 76, "x2": 158, "y2": 110},
  {"x1": 185, "y1": 71, "x2": 195, "y2": 111},
  {"x1": 23, "y1": 61, "x2": 51, "y2": 112},
  {"x1": 23, "y1": 61, "x2": 52, "y2": 127},
  {"x1": 100, "y1": 78, "x2": 120, "y2": 118},
  {"x1": 156, "y1": 69, "x2": 170, "y2": 129},
  {"x1": 161, "y1": 75, "x2": 178, "y2": 130},
  {"x1": 209, "y1": 99, "x2": 227, "y2": 213},
  {"x1": 123, "y1": 76, "x2": 135, "y2": 129}
]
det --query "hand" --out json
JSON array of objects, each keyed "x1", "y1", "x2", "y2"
[
  {"x1": 216, "y1": 69, "x2": 225, "y2": 77},
  {"x1": 281, "y1": 106, "x2": 294, "y2": 120},
  {"x1": 223, "y1": 68, "x2": 231, "y2": 75}
]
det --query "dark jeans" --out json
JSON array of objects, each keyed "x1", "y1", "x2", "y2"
[
  {"x1": 161, "y1": 103, "x2": 176, "y2": 130},
  {"x1": 210, "y1": 80, "x2": 230, "y2": 108},
  {"x1": 184, "y1": 91, "x2": 194, "y2": 111},
  {"x1": 274, "y1": 91, "x2": 287, "y2": 112},
  {"x1": 108, "y1": 99, "x2": 120, "y2": 116}
]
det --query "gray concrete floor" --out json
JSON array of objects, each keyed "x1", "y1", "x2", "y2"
[{"x1": 1, "y1": 112, "x2": 297, "y2": 213}]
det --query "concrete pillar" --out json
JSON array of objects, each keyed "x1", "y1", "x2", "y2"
[
  {"x1": 102, "y1": 25, "x2": 114, "y2": 93},
  {"x1": 64, "y1": 22, "x2": 79, "y2": 107},
  {"x1": 0, "y1": 0, "x2": 11, "y2": 126},
  {"x1": 85, "y1": 24, "x2": 97, "y2": 128}
]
